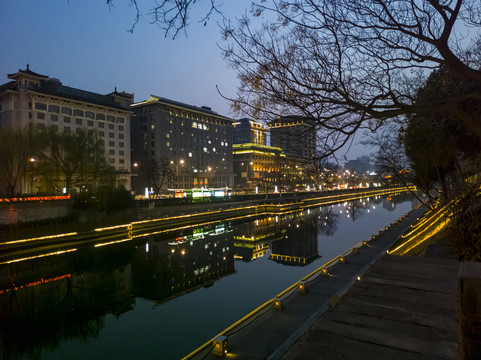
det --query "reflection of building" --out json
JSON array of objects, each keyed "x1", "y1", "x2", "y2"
[
  {"x1": 383, "y1": 198, "x2": 396, "y2": 211},
  {"x1": 131, "y1": 95, "x2": 234, "y2": 193},
  {"x1": 0, "y1": 66, "x2": 133, "y2": 191},
  {"x1": 0, "y1": 224, "x2": 235, "y2": 359},
  {"x1": 270, "y1": 212, "x2": 319, "y2": 265},
  {"x1": 233, "y1": 118, "x2": 268, "y2": 145},
  {"x1": 233, "y1": 143, "x2": 285, "y2": 190},
  {"x1": 233, "y1": 216, "x2": 285, "y2": 261},
  {"x1": 133, "y1": 224, "x2": 235, "y2": 300},
  {"x1": 268, "y1": 116, "x2": 316, "y2": 161}
]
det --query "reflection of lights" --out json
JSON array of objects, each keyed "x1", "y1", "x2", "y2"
[
  {"x1": 0, "y1": 248, "x2": 77, "y2": 265},
  {"x1": 181, "y1": 250, "x2": 185, "y2": 255}
]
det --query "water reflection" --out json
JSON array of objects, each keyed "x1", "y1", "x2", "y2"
[
  {"x1": 0, "y1": 225, "x2": 235, "y2": 359},
  {"x1": 0, "y1": 192, "x2": 416, "y2": 359}
]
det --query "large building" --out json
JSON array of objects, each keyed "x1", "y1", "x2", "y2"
[
  {"x1": 131, "y1": 95, "x2": 234, "y2": 194},
  {"x1": 232, "y1": 143, "x2": 285, "y2": 191},
  {"x1": 233, "y1": 118, "x2": 268, "y2": 145},
  {"x1": 269, "y1": 116, "x2": 317, "y2": 161},
  {"x1": 0, "y1": 66, "x2": 133, "y2": 192}
]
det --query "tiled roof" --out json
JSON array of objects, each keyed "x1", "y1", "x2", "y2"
[
  {"x1": 30, "y1": 81, "x2": 131, "y2": 111},
  {"x1": 7, "y1": 65, "x2": 48, "y2": 79},
  {"x1": 0, "y1": 81, "x2": 18, "y2": 95}
]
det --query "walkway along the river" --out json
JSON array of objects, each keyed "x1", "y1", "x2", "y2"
[{"x1": 183, "y1": 204, "x2": 455, "y2": 359}]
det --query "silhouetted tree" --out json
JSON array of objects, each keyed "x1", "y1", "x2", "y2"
[{"x1": 220, "y1": 0, "x2": 481, "y2": 156}]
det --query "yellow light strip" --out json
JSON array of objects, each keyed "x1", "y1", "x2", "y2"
[
  {"x1": 1, "y1": 232, "x2": 78, "y2": 245},
  {"x1": 0, "y1": 248, "x2": 77, "y2": 265}
]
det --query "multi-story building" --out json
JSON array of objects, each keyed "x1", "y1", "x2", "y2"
[
  {"x1": 131, "y1": 95, "x2": 234, "y2": 194},
  {"x1": 233, "y1": 118, "x2": 268, "y2": 145},
  {"x1": 268, "y1": 116, "x2": 317, "y2": 161},
  {"x1": 0, "y1": 66, "x2": 133, "y2": 192},
  {"x1": 232, "y1": 143, "x2": 285, "y2": 191}
]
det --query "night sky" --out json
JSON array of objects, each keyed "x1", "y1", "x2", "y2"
[{"x1": 0, "y1": 0, "x2": 370, "y2": 158}]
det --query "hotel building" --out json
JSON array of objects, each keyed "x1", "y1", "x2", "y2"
[
  {"x1": 0, "y1": 66, "x2": 133, "y2": 192},
  {"x1": 130, "y1": 95, "x2": 234, "y2": 194}
]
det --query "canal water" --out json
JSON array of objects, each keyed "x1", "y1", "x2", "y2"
[{"x1": 0, "y1": 193, "x2": 417, "y2": 359}]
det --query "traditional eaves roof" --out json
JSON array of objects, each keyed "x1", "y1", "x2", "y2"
[
  {"x1": 7, "y1": 65, "x2": 48, "y2": 80},
  {"x1": 0, "y1": 81, "x2": 18, "y2": 96},
  {"x1": 28, "y1": 82, "x2": 131, "y2": 111}
]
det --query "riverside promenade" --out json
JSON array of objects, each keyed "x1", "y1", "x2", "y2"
[{"x1": 184, "y1": 205, "x2": 459, "y2": 359}]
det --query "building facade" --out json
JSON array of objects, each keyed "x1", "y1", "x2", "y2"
[
  {"x1": 233, "y1": 118, "x2": 268, "y2": 146},
  {"x1": 232, "y1": 143, "x2": 285, "y2": 191},
  {"x1": 131, "y1": 95, "x2": 234, "y2": 194},
  {"x1": 0, "y1": 66, "x2": 133, "y2": 193},
  {"x1": 268, "y1": 116, "x2": 317, "y2": 161}
]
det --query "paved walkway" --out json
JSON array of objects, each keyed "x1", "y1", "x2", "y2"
[
  {"x1": 187, "y1": 206, "x2": 455, "y2": 359},
  {"x1": 283, "y1": 255, "x2": 459, "y2": 360}
]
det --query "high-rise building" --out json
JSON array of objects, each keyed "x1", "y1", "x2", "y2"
[
  {"x1": 268, "y1": 116, "x2": 316, "y2": 161},
  {"x1": 233, "y1": 118, "x2": 268, "y2": 145},
  {"x1": 131, "y1": 95, "x2": 234, "y2": 194},
  {"x1": 0, "y1": 66, "x2": 133, "y2": 192}
]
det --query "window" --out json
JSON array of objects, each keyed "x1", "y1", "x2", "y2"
[
  {"x1": 37, "y1": 112, "x2": 45, "y2": 120},
  {"x1": 117, "y1": 117, "x2": 125, "y2": 124},
  {"x1": 109, "y1": 132, "x2": 114, "y2": 138},
  {"x1": 119, "y1": 150, "x2": 124, "y2": 156},
  {"x1": 109, "y1": 158, "x2": 115, "y2": 164},
  {"x1": 48, "y1": 105, "x2": 60, "y2": 113},
  {"x1": 85, "y1": 111, "x2": 94, "y2": 119},
  {"x1": 119, "y1": 125, "x2": 124, "y2": 131},
  {"x1": 99, "y1": 131, "x2": 105, "y2": 137},
  {"x1": 108, "y1": 124, "x2": 114, "y2": 130},
  {"x1": 64, "y1": 126, "x2": 71, "y2": 133},
  {"x1": 119, "y1": 134, "x2": 124, "y2": 139},
  {"x1": 76, "y1": 128, "x2": 82, "y2": 134},
  {"x1": 119, "y1": 142, "x2": 124, "y2": 147},
  {"x1": 109, "y1": 149, "x2": 115, "y2": 155},
  {"x1": 119, "y1": 159, "x2": 125, "y2": 164},
  {"x1": 87, "y1": 120, "x2": 94, "y2": 126},
  {"x1": 107, "y1": 115, "x2": 115, "y2": 122},
  {"x1": 35, "y1": 102, "x2": 47, "y2": 111},
  {"x1": 96, "y1": 113, "x2": 105, "y2": 120},
  {"x1": 109, "y1": 141, "x2": 115, "y2": 146},
  {"x1": 74, "y1": 109, "x2": 84, "y2": 116},
  {"x1": 98, "y1": 122, "x2": 104, "y2": 128},
  {"x1": 76, "y1": 118, "x2": 82, "y2": 125},
  {"x1": 51, "y1": 114, "x2": 58, "y2": 121},
  {"x1": 37, "y1": 123, "x2": 45, "y2": 129},
  {"x1": 61, "y1": 107, "x2": 72, "y2": 115},
  {"x1": 64, "y1": 116, "x2": 71, "y2": 123},
  {"x1": 51, "y1": 125, "x2": 58, "y2": 131}
]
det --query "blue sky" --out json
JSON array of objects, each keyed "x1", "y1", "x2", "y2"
[
  {"x1": 0, "y1": 0, "x2": 245, "y2": 115},
  {"x1": 0, "y1": 0, "x2": 369, "y2": 159}
]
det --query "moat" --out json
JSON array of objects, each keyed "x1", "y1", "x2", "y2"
[{"x1": 0, "y1": 192, "x2": 418, "y2": 359}]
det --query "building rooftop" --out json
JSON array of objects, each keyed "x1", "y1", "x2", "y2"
[{"x1": 133, "y1": 95, "x2": 233, "y2": 121}]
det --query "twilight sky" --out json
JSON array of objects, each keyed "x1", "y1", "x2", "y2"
[{"x1": 0, "y1": 0, "x2": 368, "y2": 159}]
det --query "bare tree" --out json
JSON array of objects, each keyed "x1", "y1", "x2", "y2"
[
  {"x1": 34, "y1": 129, "x2": 110, "y2": 194},
  {"x1": 139, "y1": 157, "x2": 172, "y2": 195},
  {"x1": 0, "y1": 128, "x2": 37, "y2": 197},
  {"x1": 107, "y1": 0, "x2": 223, "y2": 38},
  {"x1": 220, "y1": 0, "x2": 481, "y2": 157}
]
